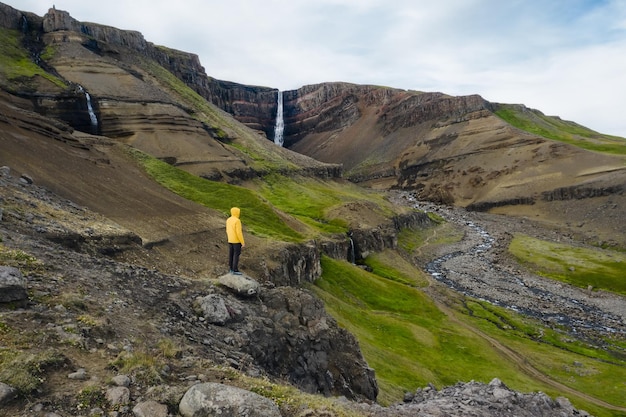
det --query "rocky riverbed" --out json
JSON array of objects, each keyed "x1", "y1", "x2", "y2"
[{"x1": 391, "y1": 191, "x2": 626, "y2": 348}]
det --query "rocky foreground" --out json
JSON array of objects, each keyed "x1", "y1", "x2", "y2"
[{"x1": 0, "y1": 167, "x2": 607, "y2": 416}]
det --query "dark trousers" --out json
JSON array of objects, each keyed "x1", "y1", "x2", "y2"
[{"x1": 228, "y1": 243, "x2": 242, "y2": 272}]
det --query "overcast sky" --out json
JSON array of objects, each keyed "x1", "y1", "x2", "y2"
[{"x1": 7, "y1": 0, "x2": 626, "y2": 137}]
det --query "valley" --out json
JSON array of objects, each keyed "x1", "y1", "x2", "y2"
[{"x1": 1, "y1": 3, "x2": 625, "y2": 416}]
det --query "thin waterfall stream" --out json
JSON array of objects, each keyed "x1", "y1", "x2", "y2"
[
  {"x1": 274, "y1": 90, "x2": 284, "y2": 146},
  {"x1": 78, "y1": 85, "x2": 98, "y2": 132}
]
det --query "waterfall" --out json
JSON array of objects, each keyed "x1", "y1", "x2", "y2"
[
  {"x1": 349, "y1": 238, "x2": 355, "y2": 264},
  {"x1": 273, "y1": 90, "x2": 284, "y2": 146},
  {"x1": 85, "y1": 91, "x2": 98, "y2": 129},
  {"x1": 78, "y1": 85, "x2": 98, "y2": 132}
]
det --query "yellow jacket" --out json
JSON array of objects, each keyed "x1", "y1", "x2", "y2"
[{"x1": 226, "y1": 207, "x2": 245, "y2": 245}]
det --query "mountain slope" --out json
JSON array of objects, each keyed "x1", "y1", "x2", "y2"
[{"x1": 275, "y1": 83, "x2": 626, "y2": 247}]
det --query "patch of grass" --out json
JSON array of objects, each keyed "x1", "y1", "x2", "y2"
[
  {"x1": 54, "y1": 292, "x2": 89, "y2": 312},
  {"x1": 157, "y1": 338, "x2": 182, "y2": 359},
  {"x1": 0, "y1": 244, "x2": 45, "y2": 274},
  {"x1": 109, "y1": 349, "x2": 165, "y2": 386},
  {"x1": 311, "y1": 257, "x2": 542, "y2": 405},
  {"x1": 257, "y1": 174, "x2": 395, "y2": 234},
  {"x1": 0, "y1": 27, "x2": 66, "y2": 90},
  {"x1": 127, "y1": 147, "x2": 302, "y2": 242},
  {"x1": 398, "y1": 220, "x2": 461, "y2": 254},
  {"x1": 363, "y1": 250, "x2": 429, "y2": 287},
  {"x1": 509, "y1": 234, "x2": 626, "y2": 295},
  {"x1": 0, "y1": 350, "x2": 66, "y2": 394},
  {"x1": 495, "y1": 104, "x2": 626, "y2": 156},
  {"x1": 257, "y1": 174, "x2": 345, "y2": 233},
  {"x1": 456, "y1": 298, "x2": 626, "y2": 415},
  {"x1": 76, "y1": 385, "x2": 107, "y2": 411},
  {"x1": 314, "y1": 255, "x2": 626, "y2": 414}
]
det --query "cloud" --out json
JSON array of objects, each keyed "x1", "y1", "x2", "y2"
[{"x1": 6, "y1": 0, "x2": 626, "y2": 136}]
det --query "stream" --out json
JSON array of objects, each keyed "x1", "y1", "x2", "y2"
[{"x1": 400, "y1": 194, "x2": 626, "y2": 343}]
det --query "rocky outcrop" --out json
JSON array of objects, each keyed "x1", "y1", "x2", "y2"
[
  {"x1": 179, "y1": 383, "x2": 281, "y2": 417},
  {"x1": 249, "y1": 287, "x2": 379, "y2": 401},
  {"x1": 184, "y1": 285, "x2": 379, "y2": 400},
  {"x1": 359, "y1": 378, "x2": 592, "y2": 417},
  {"x1": 542, "y1": 183, "x2": 624, "y2": 201},
  {"x1": 267, "y1": 241, "x2": 322, "y2": 286},
  {"x1": 41, "y1": 7, "x2": 148, "y2": 51}
]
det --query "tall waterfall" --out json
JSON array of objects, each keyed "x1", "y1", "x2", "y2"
[
  {"x1": 273, "y1": 90, "x2": 284, "y2": 146},
  {"x1": 78, "y1": 85, "x2": 98, "y2": 132}
]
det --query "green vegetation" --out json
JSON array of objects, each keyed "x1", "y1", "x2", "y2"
[
  {"x1": 460, "y1": 300, "x2": 626, "y2": 416},
  {"x1": 0, "y1": 349, "x2": 66, "y2": 394},
  {"x1": 397, "y1": 219, "x2": 456, "y2": 254},
  {"x1": 76, "y1": 385, "x2": 107, "y2": 411},
  {"x1": 363, "y1": 250, "x2": 429, "y2": 287},
  {"x1": 0, "y1": 27, "x2": 66, "y2": 90},
  {"x1": 310, "y1": 215, "x2": 626, "y2": 415},
  {"x1": 109, "y1": 349, "x2": 165, "y2": 386},
  {"x1": 495, "y1": 104, "x2": 626, "y2": 155},
  {"x1": 257, "y1": 174, "x2": 394, "y2": 234},
  {"x1": 127, "y1": 148, "x2": 303, "y2": 242},
  {"x1": 0, "y1": 244, "x2": 44, "y2": 274},
  {"x1": 129, "y1": 147, "x2": 403, "y2": 240},
  {"x1": 509, "y1": 234, "x2": 626, "y2": 295},
  {"x1": 257, "y1": 174, "x2": 347, "y2": 233},
  {"x1": 312, "y1": 256, "x2": 545, "y2": 405}
]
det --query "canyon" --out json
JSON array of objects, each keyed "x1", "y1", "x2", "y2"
[{"x1": 0, "y1": 3, "x2": 624, "y2": 416}]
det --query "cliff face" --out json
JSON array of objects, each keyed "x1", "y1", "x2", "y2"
[
  {"x1": 206, "y1": 80, "x2": 625, "y2": 247},
  {"x1": 1, "y1": 4, "x2": 341, "y2": 182}
]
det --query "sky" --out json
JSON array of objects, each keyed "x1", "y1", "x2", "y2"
[{"x1": 6, "y1": 0, "x2": 626, "y2": 137}]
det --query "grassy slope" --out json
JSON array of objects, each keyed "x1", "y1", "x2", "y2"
[
  {"x1": 509, "y1": 234, "x2": 626, "y2": 296},
  {"x1": 0, "y1": 27, "x2": 66, "y2": 90},
  {"x1": 494, "y1": 104, "x2": 626, "y2": 155},
  {"x1": 311, "y1": 237, "x2": 625, "y2": 417}
]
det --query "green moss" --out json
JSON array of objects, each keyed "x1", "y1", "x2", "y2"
[
  {"x1": 495, "y1": 104, "x2": 626, "y2": 156},
  {"x1": 0, "y1": 244, "x2": 45, "y2": 274},
  {"x1": 363, "y1": 250, "x2": 429, "y2": 287},
  {"x1": 109, "y1": 349, "x2": 165, "y2": 386},
  {"x1": 76, "y1": 385, "x2": 107, "y2": 411},
  {"x1": 509, "y1": 234, "x2": 626, "y2": 295}
]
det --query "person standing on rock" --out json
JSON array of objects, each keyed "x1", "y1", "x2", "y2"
[{"x1": 226, "y1": 207, "x2": 245, "y2": 275}]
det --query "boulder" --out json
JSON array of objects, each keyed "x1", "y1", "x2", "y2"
[
  {"x1": 178, "y1": 383, "x2": 280, "y2": 417},
  {"x1": 0, "y1": 382, "x2": 18, "y2": 405},
  {"x1": 194, "y1": 294, "x2": 230, "y2": 325},
  {"x1": 0, "y1": 266, "x2": 27, "y2": 304},
  {"x1": 132, "y1": 400, "x2": 168, "y2": 417},
  {"x1": 217, "y1": 273, "x2": 260, "y2": 297}
]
